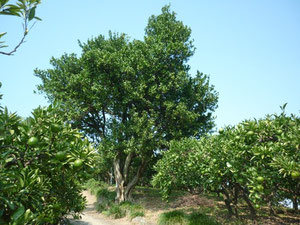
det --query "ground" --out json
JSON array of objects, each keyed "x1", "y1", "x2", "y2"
[
  {"x1": 70, "y1": 191, "x2": 132, "y2": 225},
  {"x1": 70, "y1": 188, "x2": 300, "y2": 225}
]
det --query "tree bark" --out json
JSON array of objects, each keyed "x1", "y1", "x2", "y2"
[
  {"x1": 239, "y1": 186, "x2": 256, "y2": 219},
  {"x1": 232, "y1": 184, "x2": 239, "y2": 218},
  {"x1": 114, "y1": 153, "x2": 147, "y2": 203},
  {"x1": 221, "y1": 187, "x2": 234, "y2": 218},
  {"x1": 114, "y1": 155, "x2": 125, "y2": 202},
  {"x1": 124, "y1": 159, "x2": 147, "y2": 201},
  {"x1": 267, "y1": 191, "x2": 276, "y2": 216},
  {"x1": 293, "y1": 196, "x2": 298, "y2": 211}
]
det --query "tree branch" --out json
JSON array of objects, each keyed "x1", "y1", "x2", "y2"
[
  {"x1": 0, "y1": 33, "x2": 27, "y2": 56},
  {"x1": 125, "y1": 159, "x2": 147, "y2": 195},
  {"x1": 123, "y1": 152, "x2": 134, "y2": 183}
]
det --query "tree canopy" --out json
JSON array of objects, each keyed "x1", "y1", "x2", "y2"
[
  {"x1": 35, "y1": 5, "x2": 218, "y2": 202},
  {"x1": 153, "y1": 107, "x2": 300, "y2": 217}
]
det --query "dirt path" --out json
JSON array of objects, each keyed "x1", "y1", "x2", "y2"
[{"x1": 70, "y1": 191, "x2": 131, "y2": 225}]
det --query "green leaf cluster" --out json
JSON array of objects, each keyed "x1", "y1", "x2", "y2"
[
  {"x1": 0, "y1": 82, "x2": 3, "y2": 112},
  {"x1": 153, "y1": 109, "x2": 300, "y2": 217},
  {"x1": 0, "y1": 105, "x2": 96, "y2": 224}
]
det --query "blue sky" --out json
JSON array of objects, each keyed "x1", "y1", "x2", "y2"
[{"x1": 1, "y1": 0, "x2": 299, "y2": 129}]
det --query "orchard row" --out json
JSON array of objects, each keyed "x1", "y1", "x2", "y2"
[{"x1": 153, "y1": 109, "x2": 300, "y2": 217}]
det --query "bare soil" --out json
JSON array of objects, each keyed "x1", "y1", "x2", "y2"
[
  {"x1": 71, "y1": 188, "x2": 300, "y2": 225},
  {"x1": 133, "y1": 187, "x2": 300, "y2": 225},
  {"x1": 70, "y1": 191, "x2": 131, "y2": 225}
]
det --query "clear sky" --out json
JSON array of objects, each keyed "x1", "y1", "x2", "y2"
[{"x1": 1, "y1": 0, "x2": 299, "y2": 129}]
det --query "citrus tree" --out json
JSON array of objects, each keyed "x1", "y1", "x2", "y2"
[
  {"x1": 34, "y1": 5, "x2": 218, "y2": 202},
  {"x1": 153, "y1": 107, "x2": 300, "y2": 218},
  {"x1": 0, "y1": 104, "x2": 96, "y2": 224}
]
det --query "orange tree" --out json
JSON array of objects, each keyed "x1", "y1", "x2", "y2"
[
  {"x1": 153, "y1": 107, "x2": 300, "y2": 218},
  {"x1": 34, "y1": 5, "x2": 218, "y2": 203},
  {"x1": 0, "y1": 104, "x2": 96, "y2": 224}
]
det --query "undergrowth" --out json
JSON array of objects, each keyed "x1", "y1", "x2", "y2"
[
  {"x1": 158, "y1": 210, "x2": 220, "y2": 225},
  {"x1": 84, "y1": 179, "x2": 144, "y2": 220},
  {"x1": 84, "y1": 180, "x2": 300, "y2": 225}
]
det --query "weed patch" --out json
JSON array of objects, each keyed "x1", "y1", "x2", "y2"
[
  {"x1": 158, "y1": 210, "x2": 220, "y2": 225},
  {"x1": 159, "y1": 210, "x2": 187, "y2": 225}
]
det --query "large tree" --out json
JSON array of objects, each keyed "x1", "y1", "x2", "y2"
[{"x1": 35, "y1": 5, "x2": 218, "y2": 202}]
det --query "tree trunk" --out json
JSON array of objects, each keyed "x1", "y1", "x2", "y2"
[
  {"x1": 232, "y1": 184, "x2": 239, "y2": 218},
  {"x1": 221, "y1": 187, "x2": 234, "y2": 218},
  {"x1": 114, "y1": 153, "x2": 147, "y2": 203},
  {"x1": 114, "y1": 155, "x2": 126, "y2": 202},
  {"x1": 267, "y1": 192, "x2": 276, "y2": 216},
  {"x1": 240, "y1": 186, "x2": 256, "y2": 219},
  {"x1": 109, "y1": 167, "x2": 114, "y2": 185},
  {"x1": 293, "y1": 196, "x2": 298, "y2": 211}
]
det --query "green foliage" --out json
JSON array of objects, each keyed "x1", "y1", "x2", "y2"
[
  {"x1": 153, "y1": 108, "x2": 300, "y2": 217},
  {"x1": 0, "y1": 0, "x2": 41, "y2": 55},
  {"x1": 106, "y1": 204, "x2": 126, "y2": 219},
  {"x1": 152, "y1": 138, "x2": 202, "y2": 200},
  {"x1": 159, "y1": 210, "x2": 186, "y2": 225},
  {"x1": 0, "y1": 105, "x2": 96, "y2": 224},
  {"x1": 158, "y1": 210, "x2": 219, "y2": 225},
  {"x1": 35, "y1": 5, "x2": 218, "y2": 202},
  {"x1": 0, "y1": 82, "x2": 3, "y2": 112},
  {"x1": 97, "y1": 197, "x2": 144, "y2": 219},
  {"x1": 188, "y1": 212, "x2": 220, "y2": 225},
  {"x1": 119, "y1": 201, "x2": 145, "y2": 219},
  {"x1": 86, "y1": 180, "x2": 116, "y2": 213},
  {"x1": 84, "y1": 178, "x2": 109, "y2": 195}
]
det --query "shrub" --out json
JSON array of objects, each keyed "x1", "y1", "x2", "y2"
[
  {"x1": 107, "y1": 204, "x2": 126, "y2": 219},
  {"x1": 0, "y1": 105, "x2": 96, "y2": 224},
  {"x1": 120, "y1": 201, "x2": 145, "y2": 219},
  {"x1": 154, "y1": 107, "x2": 300, "y2": 217}
]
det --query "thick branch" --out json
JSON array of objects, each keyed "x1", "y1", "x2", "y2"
[
  {"x1": 279, "y1": 186, "x2": 300, "y2": 195},
  {"x1": 123, "y1": 152, "x2": 134, "y2": 183},
  {"x1": 102, "y1": 107, "x2": 106, "y2": 138},
  {"x1": 125, "y1": 159, "x2": 147, "y2": 196},
  {"x1": 238, "y1": 184, "x2": 256, "y2": 218},
  {"x1": 114, "y1": 155, "x2": 123, "y2": 184}
]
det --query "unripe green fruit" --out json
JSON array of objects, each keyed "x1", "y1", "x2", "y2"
[
  {"x1": 256, "y1": 184, "x2": 264, "y2": 192},
  {"x1": 55, "y1": 151, "x2": 66, "y2": 161},
  {"x1": 74, "y1": 159, "x2": 84, "y2": 168},
  {"x1": 50, "y1": 124, "x2": 61, "y2": 133},
  {"x1": 291, "y1": 171, "x2": 300, "y2": 179},
  {"x1": 247, "y1": 131, "x2": 254, "y2": 136},
  {"x1": 27, "y1": 137, "x2": 38, "y2": 146},
  {"x1": 256, "y1": 176, "x2": 264, "y2": 183}
]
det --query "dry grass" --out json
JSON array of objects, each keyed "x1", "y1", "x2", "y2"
[
  {"x1": 131, "y1": 187, "x2": 300, "y2": 225},
  {"x1": 84, "y1": 180, "x2": 300, "y2": 225}
]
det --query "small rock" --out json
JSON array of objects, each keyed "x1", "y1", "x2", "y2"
[{"x1": 132, "y1": 216, "x2": 147, "y2": 225}]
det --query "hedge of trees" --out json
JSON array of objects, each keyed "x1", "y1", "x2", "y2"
[{"x1": 153, "y1": 106, "x2": 300, "y2": 218}]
